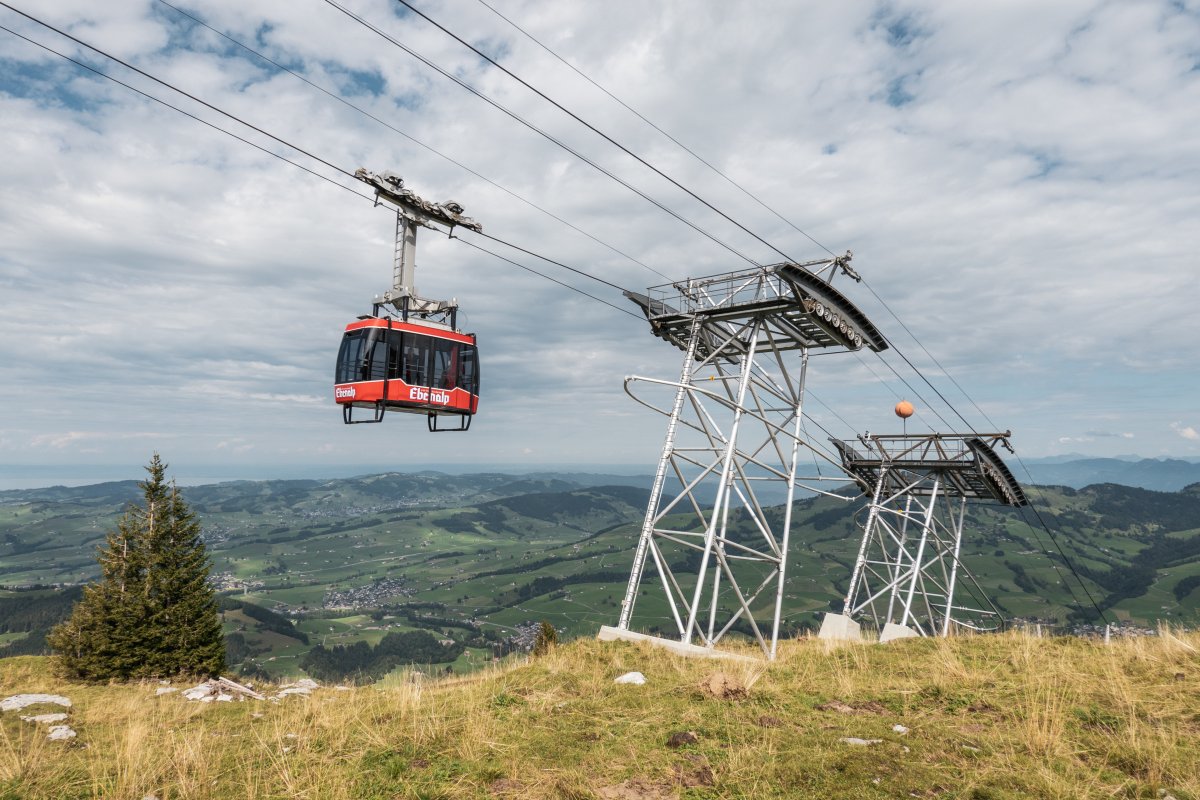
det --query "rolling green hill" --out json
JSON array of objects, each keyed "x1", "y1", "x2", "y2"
[{"x1": 3, "y1": 472, "x2": 1199, "y2": 679}]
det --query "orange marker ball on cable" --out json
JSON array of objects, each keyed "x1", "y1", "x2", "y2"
[{"x1": 894, "y1": 400, "x2": 915, "y2": 419}]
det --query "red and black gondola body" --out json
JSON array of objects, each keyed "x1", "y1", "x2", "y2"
[{"x1": 334, "y1": 316, "x2": 479, "y2": 428}]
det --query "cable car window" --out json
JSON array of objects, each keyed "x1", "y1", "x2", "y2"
[
  {"x1": 335, "y1": 331, "x2": 363, "y2": 384},
  {"x1": 431, "y1": 339, "x2": 457, "y2": 389},
  {"x1": 386, "y1": 330, "x2": 403, "y2": 379},
  {"x1": 335, "y1": 330, "x2": 385, "y2": 383},
  {"x1": 403, "y1": 333, "x2": 430, "y2": 386},
  {"x1": 460, "y1": 345, "x2": 478, "y2": 393}
]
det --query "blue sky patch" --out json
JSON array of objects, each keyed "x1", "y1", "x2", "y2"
[{"x1": 0, "y1": 57, "x2": 112, "y2": 115}]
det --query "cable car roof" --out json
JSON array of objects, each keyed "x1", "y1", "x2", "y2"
[{"x1": 344, "y1": 316, "x2": 475, "y2": 344}]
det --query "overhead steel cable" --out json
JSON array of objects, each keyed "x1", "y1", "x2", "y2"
[
  {"x1": 402, "y1": 0, "x2": 1108, "y2": 626},
  {"x1": 5, "y1": 3, "x2": 879, "y2": 489},
  {"x1": 363, "y1": 1, "x2": 1033, "y2": 451},
  {"x1": 0, "y1": 22, "x2": 371, "y2": 202},
  {"x1": 393, "y1": 0, "x2": 802, "y2": 265},
  {"x1": 0, "y1": 5, "x2": 652, "y2": 325},
  {"x1": 461, "y1": 0, "x2": 1109, "y2": 625},
  {"x1": 319, "y1": 0, "x2": 763, "y2": 267},
  {"x1": 854, "y1": 278, "x2": 1104, "y2": 623},
  {"x1": 453, "y1": 237, "x2": 641, "y2": 320},
  {"x1": 468, "y1": 231, "x2": 627, "y2": 292},
  {"x1": 7, "y1": 4, "x2": 1106, "y2": 628},
  {"x1": 470, "y1": 0, "x2": 840, "y2": 260},
  {"x1": 152, "y1": 0, "x2": 671, "y2": 282},
  {"x1": 0, "y1": 1, "x2": 355, "y2": 183},
  {"x1": 854, "y1": 280, "x2": 1111, "y2": 624}
]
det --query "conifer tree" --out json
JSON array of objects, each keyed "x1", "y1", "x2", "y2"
[{"x1": 48, "y1": 455, "x2": 225, "y2": 680}]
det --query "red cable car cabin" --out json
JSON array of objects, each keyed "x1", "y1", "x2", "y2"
[{"x1": 334, "y1": 317, "x2": 479, "y2": 431}]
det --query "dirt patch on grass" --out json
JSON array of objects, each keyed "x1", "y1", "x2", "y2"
[
  {"x1": 697, "y1": 671, "x2": 748, "y2": 700},
  {"x1": 596, "y1": 777, "x2": 676, "y2": 799},
  {"x1": 816, "y1": 699, "x2": 887, "y2": 715}
]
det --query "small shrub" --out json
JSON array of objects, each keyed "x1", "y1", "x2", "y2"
[{"x1": 532, "y1": 620, "x2": 558, "y2": 656}]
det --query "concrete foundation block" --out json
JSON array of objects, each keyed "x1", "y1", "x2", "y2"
[
  {"x1": 817, "y1": 613, "x2": 862, "y2": 642},
  {"x1": 879, "y1": 622, "x2": 920, "y2": 643}
]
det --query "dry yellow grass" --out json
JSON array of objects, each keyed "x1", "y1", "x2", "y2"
[{"x1": 1, "y1": 628, "x2": 1197, "y2": 799}]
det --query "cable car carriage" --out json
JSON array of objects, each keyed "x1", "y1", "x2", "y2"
[
  {"x1": 335, "y1": 315, "x2": 479, "y2": 431},
  {"x1": 334, "y1": 169, "x2": 481, "y2": 432}
]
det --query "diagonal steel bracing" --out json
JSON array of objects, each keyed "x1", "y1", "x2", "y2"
[
  {"x1": 611, "y1": 259, "x2": 887, "y2": 659},
  {"x1": 833, "y1": 433, "x2": 1028, "y2": 639}
]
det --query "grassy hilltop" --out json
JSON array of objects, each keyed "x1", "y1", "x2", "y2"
[{"x1": 2, "y1": 630, "x2": 1198, "y2": 800}]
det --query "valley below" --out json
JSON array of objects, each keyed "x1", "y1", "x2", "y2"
[{"x1": 3, "y1": 469, "x2": 1200, "y2": 681}]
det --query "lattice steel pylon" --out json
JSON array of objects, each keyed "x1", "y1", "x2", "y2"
[
  {"x1": 820, "y1": 433, "x2": 1028, "y2": 643},
  {"x1": 599, "y1": 256, "x2": 887, "y2": 660}
]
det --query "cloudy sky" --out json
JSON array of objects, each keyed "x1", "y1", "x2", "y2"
[{"x1": 1, "y1": 0, "x2": 1198, "y2": 483}]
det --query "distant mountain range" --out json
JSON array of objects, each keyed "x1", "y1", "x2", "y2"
[{"x1": 1021, "y1": 458, "x2": 1200, "y2": 492}]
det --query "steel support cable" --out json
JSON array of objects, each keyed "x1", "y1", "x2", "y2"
[
  {"x1": 0, "y1": 23, "x2": 371, "y2": 202},
  {"x1": 416, "y1": 0, "x2": 1078, "y2": 583},
  {"x1": 0, "y1": 9, "x2": 657, "y2": 326},
  {"x1": 404, "y1": 0, "x2": 990, "y2": 489},
  {"x1": 856, "y1": 280, "x2": 1110, "y2": 625},
  {"x1": 0, "y1": 2, "x2": 358, "y2": 182},
  {"x1": 153, "y1": 0, "x2": 671, "y2": 282},
  {"x1": 469, "y1": 0, "x2": 1113, "y2": 626},
  {"x1": 849, "y1": 349, "x2": 951, "y2": 435},
  {"x1": 859, "y1": 278, "x2": 1110, "y2": 623},
  {"x1": 466, "y1": 231, "x2": 627, "y2": 292},
  {"x1": 862, "y1": 349, "x2": 958, "y2": 432},
  {"x1": 395, "y1": 0, "x2": 801, "y2": 266},
  {"x1": 13, "y1": 3, "x2": 1095, "y2": 631},
  {"x1": 452, "y1": 237, "x2": 641, "y2": 320},
  {"x1": 471, "y1": 0, "x2": 842, "y2": 261},
  {"x1": 319, "y1": 0, "x2": 762, "y2": 268}
]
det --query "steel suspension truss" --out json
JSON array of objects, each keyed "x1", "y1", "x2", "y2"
[
  {"x1": 603, "y1": 257, "x2": 887, "y2": 660},
  {"x1": 822, "y1": 433, "x2": 1028, "y2": 642},
  {"x1": 355, "y1": 168, "x2": 481, "y2": 326}
]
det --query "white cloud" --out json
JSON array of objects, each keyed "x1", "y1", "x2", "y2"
[
  {"x1": 1172, "y1": 422, "x2": 1200, "y2": 441},
  {"x1": 1, "y1": 0, "x2": 1198, "y2": 471}
]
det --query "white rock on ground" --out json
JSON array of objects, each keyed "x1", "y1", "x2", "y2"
[
  {"x1": 182, "y1": 677, "x2": 265, "y2": 703},
  {"x1": 274, "y1": 678, "x2": 319, "y2": 699},
  {"x1": 892, "y1": 724, "x2": 909, "y2": 734},
  {"x1": 840, "y1": 737, "x2": 883, "y2": 746},
  {"x1": 613, "y1": 671, "x2": 646, "y2": 685},
  {"x1": 155, "y1": 687, "x2": 178, "y2": 696},
  {"x1": 20, "y1": 713, "x2": 69, "y2": 724},
  {"x1": 47, "y1": 725, "x2": 77, "y2": 741},
  {"x1": 1, "y1": 694, "x2": 72, "y2": 712}
]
